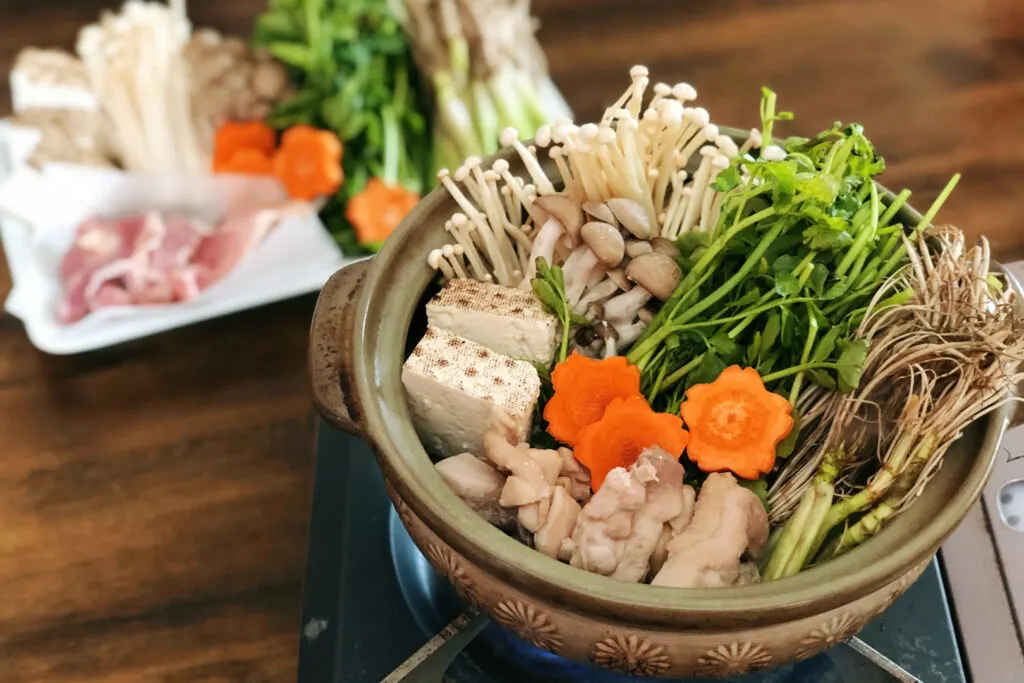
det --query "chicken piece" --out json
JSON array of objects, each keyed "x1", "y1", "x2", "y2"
[
  {"x1": 556, "y1": 447, "x2": 592, "y2": 503},
  {"x1": 649, "y1": 483, "x2": 697, "y2": 576},
  {"x1": 651, "y1": 472, "x2": 769, "y2": 589},
  {"x1": 483, "y1": 417, "x2": 562, "y2": 532},
  {"x1": 434, "y1": 453, "x2": 513, "y2": 527},
  {"x1": 567, "y1": 448, "x2": 689, "y2": 582},
  {"x1": 534, "y1": 486, "x2": 582, "y2": 559}
]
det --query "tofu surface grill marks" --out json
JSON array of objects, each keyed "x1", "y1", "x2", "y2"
[
  {"x1": 402, "y1": 327, "x2": 540, "y2": 457},
  {"x1": 426, "y1": 278, "x2": 559, "y2": 365}
]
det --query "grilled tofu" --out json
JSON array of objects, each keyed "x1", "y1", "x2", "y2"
[
  {"x1": 402, "y1": 327, "x2": 541, "y2": 458},
  {"x1": 426, "y1": 278, "x2": 559, "y2": 365}
]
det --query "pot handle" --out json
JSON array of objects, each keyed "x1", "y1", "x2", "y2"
[{"x1": 309, "y1": 259, "x2": 371, "y2": 436}]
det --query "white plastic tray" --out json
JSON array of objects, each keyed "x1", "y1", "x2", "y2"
[{"x1": 0, "y1": 122, "x2": 361, "y2": 355}]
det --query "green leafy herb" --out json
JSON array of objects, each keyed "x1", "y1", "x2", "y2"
[{"x1": 531, "y1": 257, "x2": 585, "y2": 364}]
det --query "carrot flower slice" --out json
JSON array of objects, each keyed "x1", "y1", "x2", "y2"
[
  {"x1": 680, "y1": 365, "x2": 794, "y2": 480},
  {"x1": 272, "y1": 125, "x2": 344, "y2": 201},
  {"x1": 212, "y1": 120, "x2": 276, "y2": 171},
  {"x1": 218, "y1": 148, "x2": 274, "y2": 176},
  {"x1": 345, "y1": 178, "x2": 420, "y2": 247},
  {"x1": 574, "y1": 396, "x2": 689, "y2": 491},
  {"x1": 543, "y1": 352, "x2": 642, "y2": 446}
]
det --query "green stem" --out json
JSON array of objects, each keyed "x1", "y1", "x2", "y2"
[
  {"x1": 381, "y1": 105, "x2": 400, "y2": 186},
  {"x1": 762, "y1": 361, "x2": 838, "y2": 384},
  {"x1": 878, "y1": 189, "x2": 911, "y2": 227},
  {"x1": 788, "y1": 305, "x2": 819, "y2": 405},
  {"x1": 659, "y1": 354, "x2": 705, "y2": 392},
  {"x1": 835, "y1": 182, "x2": 879, "y2": 278}
]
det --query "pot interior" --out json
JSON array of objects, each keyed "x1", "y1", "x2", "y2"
[{"x1": 349, "y1": 137, "x2": 1008, "y2": 628}]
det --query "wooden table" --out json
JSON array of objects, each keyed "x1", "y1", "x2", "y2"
[{"x1": 1, "y1": 0, "x2": 1022, "y2": 681}]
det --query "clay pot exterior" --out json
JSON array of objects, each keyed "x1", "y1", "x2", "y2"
[{"x1": 309, "y1": 131, "x2": 1009, "y2": 677}]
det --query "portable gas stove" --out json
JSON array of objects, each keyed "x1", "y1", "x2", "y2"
[{"x1": 295, "y1": 422, "x2": 1024, "y2": 683}]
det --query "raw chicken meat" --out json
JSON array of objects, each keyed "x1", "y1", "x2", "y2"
[
  {"x1": 650, "y1": 472, "x2": 769, "y2": 589},
  {"x1": 566, "y1": 447, "x2": 691, "y2": 583},
  {"x1": 534, "y1": 486, "x2": 581, "y2": 559},
  {"x1": 434, "y1": 453, "x2": 513, "y2": 527},
  {"x1": 56, "y1": 201, "x2": 306, "y2": 324},
  {"x1": 479, "y1": 412, "x2": 584, "y2": 557},
  {"x1": 650, "y1": 484, "x2": 697, "y2": 576}
]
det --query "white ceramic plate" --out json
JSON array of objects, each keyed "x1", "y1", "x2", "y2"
[{"x1": 0, "y1": 122, "x2": 361, "y2": 355}]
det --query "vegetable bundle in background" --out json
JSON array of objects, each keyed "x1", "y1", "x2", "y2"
[
  {"x1": 253, "y1": 0, "x2": 433, "y2": 253},
  {"x1": 252, "y1": 0, "x2": 569, "y2": 254},
  {"x1": 392, "y1": 0, "x2": 568, "y2": 172}
]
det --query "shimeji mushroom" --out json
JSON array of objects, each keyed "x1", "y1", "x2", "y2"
[
  {"x1": 625, "y1": 252, "x2": 681, "y2": 301},
  {"x1": 582, "y1": 200, "x2": 618, "y2": 225},
  {"x1": 533, "y1": 194, "x2": 584, "y2": 246},
  {"x1": 580, "y1": 221, "x2": 625, "y2": 267}
]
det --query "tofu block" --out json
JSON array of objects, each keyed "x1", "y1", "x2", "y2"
[
  {"x1": 426, "y1": 278, "x2": 559, "y2": 365},
  {"x1": 402, "y1": 327, "x2": 540, "y2": 458}
]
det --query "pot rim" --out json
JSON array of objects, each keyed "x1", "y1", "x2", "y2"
[{"x1": 346, "y1": 128, "x2": 1008, "y2": 628}]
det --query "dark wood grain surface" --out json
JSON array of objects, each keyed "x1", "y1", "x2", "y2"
[{"x1": 1, "y1": 1, "x2": 1023, "y2": 681}]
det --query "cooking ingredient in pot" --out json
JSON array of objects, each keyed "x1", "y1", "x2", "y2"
[
  {"x1": 530, "y1": 257, "x2": 590, "y2": 363},
  {"x1": 680, "y1": 365, "x2": 794, "y2": 480},
  {"x1": 651, "y1": 472, "x2": 768, "y2": 588},
  {"x1": 764, "y1": 225, "x2": 1024, "y2": 577},
  {"x1": 392, "y1": 0, "x2": 568, "y2": 171},
  {"x1": 425, "y1": 278, "x2": 560, "y2": 366},
  {"x1": 649, "y1": 484, "x2": 697, "y2": 576},
  {"x1": 566, "y1": 448, "x2": 691, "y2": 582},
  {"x1": 434, "y1": 452, "x2": 513, "y2": 527},
  {"x1": 253, "y1": 0, "x2": 430, "y2": 254},
  {"x1": 574, "y1": 396, "x2": 689, "y2": 491},
  {"x1": 534, "y1": 486, "x2": 582, "y2": 559},
  {"x1": 543, "y1": 352, "x2": 642, "y2": 447},
  {"x1": 402, "y1": 328, "x2": 540, "y2": 457},
  {"x1": 76, "y1": 1, "x2": 206, "y2": 173}
]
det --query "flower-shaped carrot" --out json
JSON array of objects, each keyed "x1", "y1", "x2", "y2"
[
  {"x1": 543, "y1": 352, "x2": 642, "y2": 446},
  {"x1": 217, "y1": 148, "x2": 274, "y2": 176},
  {"x1": 574, "y1": 396, "x2": 689, "y2": 491},
  {"x1": 345, "y1": 178, "x2": 420, "y2": 247},
  {"x1": 680, "y1": 365, "x2": 794, "y2": 480},
  {"x1": 272, "y1": 125, "x2": 344, "y2": 201},
  {"x1": 212, "y1": 120, "x2": 276, "y2": 171}
]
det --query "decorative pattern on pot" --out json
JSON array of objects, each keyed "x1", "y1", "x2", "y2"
[
  {"x1": 874, "y1": 556, "x2": 933, "y2": 617},
  {"x1": 696, "y1": 641, "x2": 772, "y2": 678},
  {"x1": 383, "y1": 480, "x2": 415, "y2": 528},
  {"x1": 424, "y1": 544, "x2": 479, "y2": 605},
  {"x1": 491, "y1": 600, "x2": 562, "y2": 654},
  {"x1": 590, "y1": 634, "x2": 671, "y2": 677},
  {"x1": 794, "y1": 612, "x2": 866, "y2": 660}
]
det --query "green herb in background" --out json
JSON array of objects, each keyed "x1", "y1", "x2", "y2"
[{"x1": 253, "y1": 0, "x2": 433, "y2": 253}]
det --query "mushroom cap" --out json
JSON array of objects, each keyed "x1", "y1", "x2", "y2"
[
  {"x1": 580, "y1": 221, "x2": 625, "y2": 267},
  {"x1": 606, "y1": 197, "x2": 652, "y2": 240},
  {"x1": 533, "y1": 194, "x2": 583, "y2": 246},
  {"x1": 650, "y1": 237, "x2": 681, "y2": 258},
  {"x1": 606, "y1": 268, "x2": 632, "y2": 291},
  {"x1": 582, "y1": 200, "x2": 617, "y2": 226},
  {"x1": 625, "y1": 252, "x2": 682, "y2": 301},
  {"x1": 625, "y1": 239, "x2": 653, "y2": 258}
]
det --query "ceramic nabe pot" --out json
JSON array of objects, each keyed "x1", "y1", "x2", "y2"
[{"x1": 308, "y1": 130, "x2": 1010, "y2": 678}]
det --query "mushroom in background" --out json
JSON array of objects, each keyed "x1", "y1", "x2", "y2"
[
  {"x1": 9, "y1": 48, "x2": 114, "y2": 168},
  {"x1": 184, "y1": 28, "x2": 291, "y2": 156}
]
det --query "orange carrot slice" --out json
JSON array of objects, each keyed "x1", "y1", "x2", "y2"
[
  {"x1": 212, "y1": 120, "x2": 276, "y2": 171},
  {"x1": 345, "y1": 178, "x2": 420, "y2": 246},
  {"x1": 543, "y1": 352, "x2": 642, "y2": 447},
  {"x1": 680, "y1": 365, "x2": 794, "y2": 480},
  {"x1": 574, "y1": 395, "x2": 689, "y2": 491}
]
